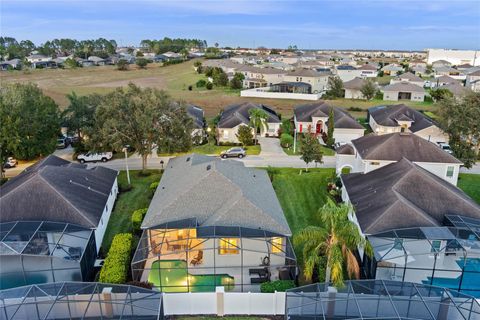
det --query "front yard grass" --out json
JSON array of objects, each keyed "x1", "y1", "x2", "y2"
[
  {"x1": 458, "y1": 173, "x2": 480, "y2": 204},
  {"x1": 101, "y1": 170, "x2": 162, "y2": 252},
  {"x1": 282, "y1": 140, "x2": 335, "y2": 156},
  {"x1": 158, "y1": 142, "x2": 261, "y2": 156}
]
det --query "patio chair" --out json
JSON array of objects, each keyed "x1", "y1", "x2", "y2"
[{"x1": 190, "y1": 250, "x2": 203, "y2": 266}]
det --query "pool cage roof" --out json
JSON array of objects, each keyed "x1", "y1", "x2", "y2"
[
  {"x1": 445, "y1": 215, "x2": 480, "y2": 238},
  {"x1": 0, "y1": 282, "x2": 163, "y2": 320},
  {"x1": 370, "y1": 225, "x2": 480, "y2": 262},
  {"x1": 286, "y1": 280, "x2": 480, "y2": 320},
  {"x1": 0, "y1": 221, "x2": 93, "y2": 259}
]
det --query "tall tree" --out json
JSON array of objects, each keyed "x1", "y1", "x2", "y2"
[
  {"x1": 438, "y1": 91, "x2": 480, "y2": 166},
  {"x1": 0, "y1": 83, "x2": 60, "y2": 176},
  {"x1": 236, "y1": 125, "x2": 253, "y2": 147},
  {"x1": 294, "y1": 199, "x2": 372, "y2": 287},
  {"x1": 248, "y1": 108, "x2": 268, "y2": 145},
  {"x1": 88, "y1": 84, "x2": 193, "y2": 171},
  {"x1": 326, "y1": 108, "x2": 335, "y2": 147},
  {"x1": 360, "y1": 79, "x2": 377, "y2": 100},
  {"x1": 62, "y1": 92, "x2": 102, "y2": 142},
  {"x1": 300, "y1": 134, "x2": 323, "y2": 172},
  {"x1": 325, "y1": 76, "x2": 344, "y2": 99}
]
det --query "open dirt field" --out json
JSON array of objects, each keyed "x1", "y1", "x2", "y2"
[{"x1": 0, "y1": 58, "x2": 437, "y2": 118}]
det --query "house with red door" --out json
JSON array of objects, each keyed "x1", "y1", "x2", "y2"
[{"x1": 293, "y1": 101, "x2": 365, "y2": 144}]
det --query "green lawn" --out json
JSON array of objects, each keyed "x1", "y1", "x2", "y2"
[
  {"x1": 282, "y1": 139, "x2": 335, "y2": 156},
  {"x1": 458, "y1": 173, "x2": 480, "y2": 204},
  {"x1": 159, "y1": 142, "x2": 261, "y2": 156},
  {"x1": 101, "y1": 170, "x2": 162, "y2": 252}
]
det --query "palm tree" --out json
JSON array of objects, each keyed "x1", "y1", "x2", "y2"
[
  {"x1": 248, "y1": 108, "x2": 268, "y2": 145},
  {"x1": 294, "y1": 199, "x2": 372, "y2": 287}
]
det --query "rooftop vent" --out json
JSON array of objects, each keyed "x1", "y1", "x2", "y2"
[{"x1": 186, "y1": 157, "x2": 191, "y2": 162}]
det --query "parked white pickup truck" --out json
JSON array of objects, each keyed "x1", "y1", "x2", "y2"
[{"x1": 77, "y1": 152, "x2": 113, "y2": 163}]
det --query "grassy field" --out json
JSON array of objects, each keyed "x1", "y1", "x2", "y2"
[
  {"x1": 0, "y1": 58, "x2": 438, "y2": 119},
  {"x1": 458, "y1": 173, "x2": 480, "y2": 204},
  {"x1": 101, "y1": 169, "x2": 162, "y2": 252}
]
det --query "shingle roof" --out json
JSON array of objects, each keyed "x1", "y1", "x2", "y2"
[
  {"x1": 187, "y1": 105, "x2": 204, "y2": 129},
  {"x1": 217, "y1": 102, "x2": 280, "y2": 128},
  {"x1": 341, "y1": 158, "x2": 480, "y2": 234},
  {"x1": 141, "y1": 154, "x2": 291, "y2": 235},
  {"x1": 368, "y1": 104, "x2": 434, "y2": 132},
  {"x1": 336, "y1": 144, "x2": 355, "y2": 155},
  {"x1": 351, "y1": 132, "x2": 461, "y2": 163},
  {"x1": 393, "y1": 72, "x2": 424, "y2": 82},
  {"x1": 435, "y1": 75, "x2": 458, "y2": 84},
  {"x1": 294, "y1": 102, "x2": 364, "y2": 129},
  {"x1": 343, "y1": 77, "x2": 367, "y2": 90},
  {"x1": 439, "y1": 83, "x2": 471, "y2": 96},
  {"x1": 357, "y1": 64, "x2": 377, "y2": 71},
  {"x1": 382, "y1": 82, "x2": 425, "y2": 93},
  {"x1": 0, "y1": 155, "x2": 118, "y2": 228},
  {"x1": 286, "y1": 69, "x2": 327, "y2": 77}
]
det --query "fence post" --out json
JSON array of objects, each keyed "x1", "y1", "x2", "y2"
[
  {"x1": 216, "y1": 286, "x2": 225, "y2": 316},
  {"x1": 101, "y1": 287, "x2": 113, "y2": 318}
]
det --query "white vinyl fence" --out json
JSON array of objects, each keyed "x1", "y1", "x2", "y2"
[{"x1": 163, "y1": 287, "x2": 285, "y2": 316}]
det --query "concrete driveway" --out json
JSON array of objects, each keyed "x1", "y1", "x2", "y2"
[{"x1": 257, "y1": 137, "x2": 286, "y2": 156}]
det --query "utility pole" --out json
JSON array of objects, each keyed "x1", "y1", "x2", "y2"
[{"x1": 122, "y1": 146, "x2": 131, "y2": 185}]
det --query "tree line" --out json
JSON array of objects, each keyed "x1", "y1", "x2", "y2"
[{"x1": 139, "y1": 38, "x2": 207, "y2": 55}]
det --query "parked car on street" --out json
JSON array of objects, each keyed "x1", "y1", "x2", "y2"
[
  {"x1": 57, "y1": 137, "x2": 68, "y2": 149},
  {"x1": 3, "y1": 157, "x2": 17, "y2": 168},
  {"x1": 77, "y1": 152, "x2": 113, "y2": 163},
  {"x1": 220, "y1": 147, "x2": 246, "y2": 159},
  {"x1": 437, "y1": 142, "x2": 453, "y2": 154}
]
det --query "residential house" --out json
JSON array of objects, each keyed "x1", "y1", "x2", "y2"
[
  {"x1": 283, "y1": 69, "x2": 330, "y2": 94},
  {"x1": 434, "y1": 66, "x2": 464, "y2": 80},
  {"x1": 390, "y1": 72, "x2": 425, "y2": 88},
  {"x1": 242, "y1": 67, "x2": 286, "y2": 89},
  {"x1": 187, "y1": 104, "x2": 205, "y2": 141},
  {"x1": 438, "y1": 83, "x2": 471, "y2": 97},
  {"x1": 344, "y1": 77, "x2": 374, "y2": 99},
  {"x1": 357, "y1": 64, "x2": 377, "y2": 78},
  {"x1": 411, "y1": 65, "x2": 427, "y2": 76},
  {"x1": 466, "y1": 70, "x2": 480, "y2": 92},
  {"x1": 456, "y1": 63, "x2": 473, "y2": 71},
  {"x1": 0, "y1": 59, "x2": 21, "y2": 71},
  {"x1": 217, "y1": 102, "x2": 281, "y2": 143},
  {"x1": 0, "y1": 155, "x2": 118, "y2": 289},
  {"x1": 433, "y1": 75, "x2": 459, "y2": 87},
  {"x1": 336, "y1": 132, "x2": 462, "y2": 185},
  {"x1": 163, "y1": 51, "x2": 183, "y2": 59},
  {"x1": 26, "y1": 54, "x2": 51, "y2": 64},
  {"x1": 381, "y1": 64, "x2": 404, "y2": 76},
  {"x1": 368, "y1": 104, "x2": 449, "y2": 144},
  {"x1": 334, "y1": 65, "x2": 363, "y2": 82},
  {"x1": 431, "y1": 59, "x2": 452, "y2": 68},
  {"x1": 87, "y1": 56, "x2": 107, "y2": 66},
  {"x1": 382, "y1": 82, "x2": 425, "y2": 102},
  {"x1": 132, "y1": 154, "x2": 296, "y2": 292},
  {"x1": 293, "y1": 102, "x2": 365, "y2": 144}
]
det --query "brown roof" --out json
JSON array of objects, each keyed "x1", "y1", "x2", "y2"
[
  {"x1": 435, "y1": 75, "x2": 458, "y2": 84},
  {"x1": 393, "y1": 72, "x2": 424, "y2": 82},
  {"x1": 358, "y1": 64, "x2": 377, "y2": 71},
  {"x1": 341, "y1": 158, "x2": 480, "y2": 234},
  {"x1": 351, "y1": 132, "x2": 461, "y2": 163},
  {"x1": 336, "y1": 144, "x2": 355, "y2": 155},
  {"x1": 344, "y1": 77, "x2": 368, "y2": 90},
  {"x1": 439, "y1": 83, "x2": 471, "y2": 96},
  {"x1": 382, "y1": 82, "x2": 425, "y2": 93}
]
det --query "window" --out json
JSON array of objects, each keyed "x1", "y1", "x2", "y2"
[
  {"x1": 223, "y1": 130, "x2": 229, "y2": 139},
  {"x1": 446, "y1": 166, "x2": 454, "y2": 178},
  {"x1": 219, "y1": 238, "x2": 239, "y2": 255},
  {"x1": 431, "y1": 240, "x2": 441, "y2": 253},
  {"x1": 271, "y1": 237, "x2": 283, "y2": 253}
]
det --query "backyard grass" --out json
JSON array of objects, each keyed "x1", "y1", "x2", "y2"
[
  {"x1": 159, "y1": 141, "x2": 261, "y2": 156},
  {"x1": 101, "y1": 169, "x2": 162, "y2": 252},
  {"x1": 458, "y1": 173, "x2": 480, "y2": 204}
]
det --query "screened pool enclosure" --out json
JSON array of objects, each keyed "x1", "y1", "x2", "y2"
[
  {"x1": 368, "y1": 217, "x2": 480, "y2": 297},
  {"x1": 286, "y1": 280, "x2": 480, "y2": 320},
  {"x1": 0, "y1": 282, "x2": 163, "y2": 320},
  {"x1": 132, "y1": 222, "x2": 297, "y2": 292},
  {"x1": 0, "y1": 221, "x2": 96, "y2": 290}
]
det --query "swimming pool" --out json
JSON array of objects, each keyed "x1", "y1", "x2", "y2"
[
  {"x1": 423, "y1": 258, "x2": 480, "y2": 297},
  {"x1": 148, "y1": 260, "x2": 235, "y2": 293}
]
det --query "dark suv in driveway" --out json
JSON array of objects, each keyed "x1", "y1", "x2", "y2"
[{"x1": 220, "y1": 147, "x2": 246, "y2": 159}]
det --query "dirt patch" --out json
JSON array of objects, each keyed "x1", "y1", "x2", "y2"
[{"x1": 90, "y1": 76, "x2": 167, "y2": 89}]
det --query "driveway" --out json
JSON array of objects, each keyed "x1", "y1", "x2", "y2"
[{"x1": 257, "y1": 137, "x2": 286, "y2": 156}]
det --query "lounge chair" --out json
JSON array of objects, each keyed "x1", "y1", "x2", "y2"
[{"x1": 190, "y1": 250, "x2": 203, "y2": 266}]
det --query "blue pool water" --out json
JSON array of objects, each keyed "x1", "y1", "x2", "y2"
[{"x1": 423, "y1": 258, "x2": 480, "y2": 297}]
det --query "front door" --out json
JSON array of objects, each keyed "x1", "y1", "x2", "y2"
[{"x1": 316, "y1": 122, "x2": 323, "y2": 134}]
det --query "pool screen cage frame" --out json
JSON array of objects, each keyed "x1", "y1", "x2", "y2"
[
  {"x1": 285, "y1": 279, "x2": 480, "y2": 320},
  {"x1": 367, "y1": 220, "x2": 480, "y2": 296},
  {"x1": 0, "y1": 282, "x2": 163, "y2": 320},
  {"x1": 131, "y1": 219, "x2": 297, "y2": 292},
  {"x1": 0, "y1": 221, "x2": 97, "y2": 290}
]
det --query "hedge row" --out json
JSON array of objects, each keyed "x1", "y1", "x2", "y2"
[
  {"x1": 132, "y1": 208, "x2": 148, "y2": 232},
  {"x1": 99, "y1": 233, "x2": 133, "y2": 284},
  {"x1": 260, "y1": 280, "x2": 295, "y2": 293}
]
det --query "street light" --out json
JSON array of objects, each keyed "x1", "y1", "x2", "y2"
[
  {"x1": 122, "y1": 145, "x2": 131, "y2": 185},
  {"x1": 160, "y1": 159, "x2": 164, "y2": 170}
]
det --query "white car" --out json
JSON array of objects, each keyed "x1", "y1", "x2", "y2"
[
  {"x1": 77, "y1": 152, "x2": 113, "y2": 163},
  {"x1": 437, "y1": 142, "x2": 453, "y2": 155},
  {"x1": 4, "y1": 157, "x2": 17, "y2": 168}
]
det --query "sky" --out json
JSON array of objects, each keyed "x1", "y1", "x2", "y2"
[{"x1": 1, "y1": 0, "x2": 480, "y2": 50}]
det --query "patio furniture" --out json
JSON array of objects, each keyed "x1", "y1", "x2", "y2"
[
  {"x1": 190, "y1": 250, "x2": 203, "y2": 266},
  {"x1": 250, "y1": 277, "x2": 269, "y2": 284},
  {"x1": 249, "y1": 267, "x2": 269, "y2": 277},
  {"x1": 68, "y1": 247, "x2": 82, "y2": 260}
]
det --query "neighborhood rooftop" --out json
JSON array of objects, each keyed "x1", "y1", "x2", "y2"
[
  {"x1": 368, "y1": 104, "x2": 435, "y2": 132},
  {"x1": 294, "y1": 101, "x2": 364, "y2": 129},
  {"x1": 217, "y1": 102, "x2": 280, "y2": 129},
  {"x1": 141, "y1": 154, "x2": 292, "y2": 235}
]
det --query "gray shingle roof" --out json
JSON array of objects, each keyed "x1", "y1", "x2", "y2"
[
  {"x1": 382, "y1": 82, "x2": 425, "y2": 93},
  {"x1": 217, "y1": 102, "x2": 280, "y2": 129},
  {"x1": 351, "y1": 132, "x2": 461, "y2": 163},
  {"x1": 187, "y1": 105, "x2": 204, "y2": 129},
  {"x1": 341, "y1": 158, "x2": 480, "y2": 234},
  {"x1": 343, "y1": 77, "x2": 367, "y2": 90},
  {"x1": 141, "y1": 154, "x2": 291, "y2": 236},
  {"x1": 294, "y1": 102, "x2": 364, "y2": 129},
  {"x1": 439, "y1": 83, "x2": 471, "y2": 96},
  {"x1": 368, "y1": 104, "x2": 435, "y2": 132},
  {"x1": 393, "y1": 72, "x2": 424, "y2": 82},
  {"x1": 0, "y1": 155, "x2": 118, "y2": 228},
  {"x1": 286, "y1": 69, "x2": 327, "y2": 77}
]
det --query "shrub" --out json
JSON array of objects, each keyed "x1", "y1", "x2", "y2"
[
  {"x1": 196, "y1": 79, "x2": 206, "y2": 88},
  {"x1": 119, "y1": 183, "x2": 133, "y2": 192},
  {"x1": 149, "y1": 181, "x2": 159, "y2": 192},
  {"x1": 260, "y1": 280, "x2": 295, "y2": 293},
  {"x1": 135, "y1": 58, "x2": 148, "y2": 69},
  {"x1": 424, "y1": 95, "x2": 434, "y2": 103},
  {"x1": 126, "y1": 281, "x2": 153, "y2": 289},
  {"x1": 132, "y1": 208, "x2": 148, "y2": 232},
  {"x1": 206, "y1": 82, "x2": 213, "y2": 90},
  {"x1": 348, "y1": 106, "x2": 363, "y2": 112},
  {"x1": 188, "y1": 85, "x2": 193, "y2": 91},
  {"x1": 99, "y1": 233, "x2": 133, "y2": 284},
  {"x1": 116, "y1": 59, "x2": 129, "y2": 71},
  {"x1": 374, "y1": 91, "x2": 383, "y2": 100},
  {"x1": 280, "y1": 133, "x2": 294, "y2": 148}
]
